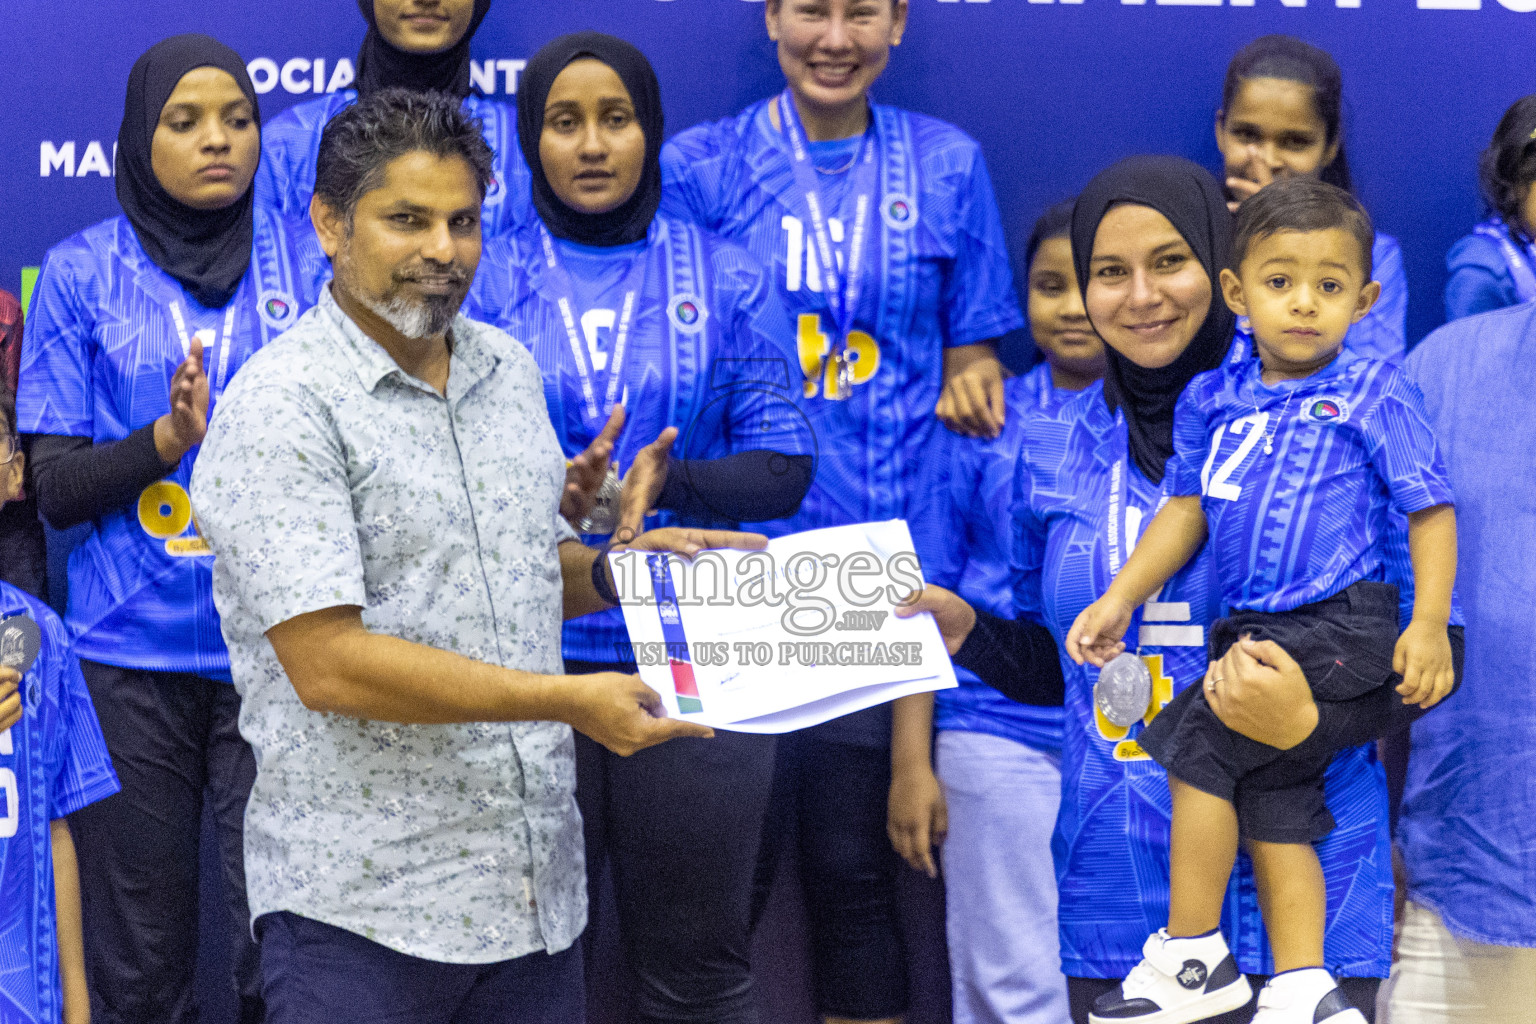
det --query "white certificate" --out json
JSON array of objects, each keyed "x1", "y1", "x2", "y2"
[{"x1": 609, "y1": 519, "x2": 957, "y2": 733}]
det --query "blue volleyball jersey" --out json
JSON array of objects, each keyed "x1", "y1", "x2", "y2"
[
  {"x1": 660, "y1": 99, "x2": 1024, "y2": 533},
  {"x1": 1166, "y1": 350, "x2": 1453, "y2": 615},
  {"x1": 464, "y1": 215, "x2": 810, "y2": 666},
  {"x1": 0, "y1": 582, "x2": 120, "y2": 1024},
  {"x1": 17, "y1": 209, "x2": 328, "y2": 679},
  {"x1": 1013, "y1": 383, "x2": 1393, "y2": 979},
  {"x1": 910, "y1": 363, "x2": 1066, "y2": 753},
  {"x1": 1235, "y1": 233, "x2": 1407, "y2": 364},
  {"x1": 253, "y1": 91, "x2": 531, "y2": 238}
]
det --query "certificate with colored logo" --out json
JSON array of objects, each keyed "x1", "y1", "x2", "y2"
[{"x1": 611, "y1": 520, "x2": 957, "y2": 733}]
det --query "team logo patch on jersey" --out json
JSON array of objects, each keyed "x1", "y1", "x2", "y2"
[
  {"x1": 880, "y1": 192, "x2": 918, "y2": 231},
  {"x1": 1301, "y1": 397, "x2": 1351, "y2": 424},
  {"x1": 258, "y1": 289, "x2": 298, "y2": 331},
  {"x1": 667, "y1": 293, "x2": 709, "y2": 334}
]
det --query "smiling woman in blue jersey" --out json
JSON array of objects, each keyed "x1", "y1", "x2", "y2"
[
  {"x1": 897, "y1": 156, "x2": 1470, "y2": 1024},
  {"x1": 463, "y1": 32, "x2": 812, "y2": 1024},
  {"x1": 1216, "y1": 36, "x2": 1407, "y2": 363},
  {"x1": 254, "y1": 0, "x2": 529, "y2": 238},
  {"x1": 17, "y1": 35, "x2": 326, "y2": 1024},
  {"x1": 659, "y1": 4, "x2": 1025, "y2": 1018}
]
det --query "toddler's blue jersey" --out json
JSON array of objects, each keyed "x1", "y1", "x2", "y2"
[
  {"x1": 660, "y1": 100, "x2": 1024, "y2": 533},
  {"x1": 254, "y1": 91, "x2": 531, "y2": 238},
  {"x1": 0, "y1": 582, "x2": 119, "y2": 1024},
  {"x1": 910, "y1": 363, "x2": 1066, "y2": 753},
  {"x1": 464, "y1": 215, "x2": 810, "y2": 666},
  {"x1": 17, "y1": 209, "x2": 328, "y2": 679},
  {"x1": 1167, "y1": 350, "x2": 1453, "y2": 614},
  {"x1": 1013, "y1": 383, "x2": 1393, "y2": 980}
]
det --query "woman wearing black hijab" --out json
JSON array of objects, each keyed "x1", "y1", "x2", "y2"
[
  {"x1": 17, "y1": 34, "x2": 327, "y2": 1024},
  {"x1": 254, "y1": 0, "x2": 530, "y2": 237},
  {"x1": 898, "y1": 157, "x2": 1397, "y2": 1023},
  {"x1": 462, "y1": 32, "x2": 812, "y2": 1024}
]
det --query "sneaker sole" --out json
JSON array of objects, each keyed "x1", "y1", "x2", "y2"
[{"x1": 1088, "y1": 976, "x2": 1254, "y2": 1024}]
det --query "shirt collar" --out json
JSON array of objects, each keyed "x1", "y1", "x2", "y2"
[{"x1": 318, "y1": 284, "x2": 499, "y2": 400}]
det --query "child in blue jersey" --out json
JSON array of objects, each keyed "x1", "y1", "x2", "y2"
[
  {"x1": 0, "y1": 391, "x2": 121, "y2": 1024},
  {"x1": 894, "y1": 199, "x2": 1103, "y2": 1024},
  {"x1": 254, "y1": 0, "x2": 530, "y2": 238},
  {"x1": 1444, "y1": 94, "x2": 1536, "y2": 321},
  {"x1": 1217, "y1": 36, "x2": 1407, "y2": 363},
  {"x1": 1070, "y1": 177, "x2": 1458, "y2": 1024}
]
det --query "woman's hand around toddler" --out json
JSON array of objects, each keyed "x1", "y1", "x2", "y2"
[
  {"x1": 1394, "y1": 619, "x2": 1455, "y2": 709},
  {"x1": 1066, "y1": 595, "x2": 1133, "y2": 667}
]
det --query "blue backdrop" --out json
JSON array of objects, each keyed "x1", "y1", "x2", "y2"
[{"x1": 2, "y1": 0, "x2": 1534, "y2": 350}]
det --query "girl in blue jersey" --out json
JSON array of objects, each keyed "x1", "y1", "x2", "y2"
[
  {"x1": 0, "y1": 389, "x2": 121, "y2": 1024},
  {"x1": 18, "y1": 36, "x2": 326, "y2": 1024},
  {"x1": 1069, "y1": 177, "x2": 1458, "y2": 1024},
  {"x1": 465, "y1": 33, "x2": 812, "y2": 1024},
  {"x1": 893, "y1": 200, "x2": 1103, "y2": 1024},
  {"x1": 1216, "y1": 36, "x2": 1407, "y2": 363},
  {"x1": 255, "y1": 0, "x2": 530, "y2": 238},
  {"x1": 1444, "y1": 94, "x2": 1536, "y2": 321},
  {"x1": 899, "y1": 156, "x2": 1445, "y2": 1024},
  {"x1": 660, "y1": 4, "x2": 1024, "y2": 1018}
]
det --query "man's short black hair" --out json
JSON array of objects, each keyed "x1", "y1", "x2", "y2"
[
  {"x1": 1232, "y1": 176, "x2": 1375, "y2": 281},
  {"x1": 314, "y1": 88, "x2": 495, "y2": 222}
]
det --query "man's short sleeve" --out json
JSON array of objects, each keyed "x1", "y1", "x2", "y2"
[
  {"x1": 1359, "y1": 371, "x2": 1456, "y2": 516},
  {"x1": 192, "y1": 379, "x2": 367, "y2": 632},
  {"x1": 1164, "y1": 386, "x2": 1213, "y2": 499},
  {"x1": 47, "y1": 629, "x2": 119, "y2": 820}
]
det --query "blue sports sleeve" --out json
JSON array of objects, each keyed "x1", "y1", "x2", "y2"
[
  {"x1": 47, "y1": 628, "x2": 119, "y2": 820},
  {"x1": 1164, "y1": 386, "x2": 1212, "y2": 498},
  {"x1": 1348, "y1": 236, "x2": 1407, "y2": 364},
  {"x1": 907, "y1": 427, "x2": 967, "y2": 592},
  {"x1": 940, "y1": 148, "x2": 1024, "y2": 348},
  {"x1": 1360, "y1": 372, "x2": 1456, "y2": 516},
  {"x1": 1443, "y1": 234, "x2": 1518, "y2": 323},
  {"x1": 660, "y1": 133, "x2": 721, "y2": 230},
  {"x1": 715, "y1": 245, "x2": 810, "y2": 459},
  {"x1": 17, "y1": 246, "x2": 96, "y2": 438},
  {"x1": 252, "y1": 102, "x2": 321, "y2": 219},
  {"x1": 1011, "y1": 446, "x2": 1049, "y2": 627}
]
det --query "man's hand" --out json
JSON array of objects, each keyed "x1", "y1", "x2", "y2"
[
  {"x1": 620, "y1": 525, "x2": 766, "y2": 559},
  {"x1": 1066, "y1": 594, "x2": 1133, "y2": 667},
  {"x1": 1205, "y1": 636, "x2": 1319, "y2": 750},
  {"x1": 563, "y1": 671, "x2": 714, "y2": 756},
  {"x1": 936, "y1": 343, "x2": 1006, "y2": 438},
  {"x1": 0, "y1": 667, "x2": 21, "y2": 732},
  {"x1": 154, "y1": 335, "x2": 209, "y2": 465},
  {"x1": 614, "y1": 426, "x2": 677, "y2": 544},
  {"x1": 562, "y1": 405, "x2": 625, "y2": 525},
  {"x1": 894, "y1": 585, "x2": 975, "y2": 656},
  {"x1": 888, "y1": 765, "x2": 947, "y2": 878},
  {"x1": 1394, "y1": 618, "x2": 1456, "y2": 709}
]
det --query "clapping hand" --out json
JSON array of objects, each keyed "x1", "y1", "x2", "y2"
[
  {"x1": 613, "y1": 426, "x2": 677, "y2": 545},
  {"x1": 154, "y1": 335, "x2": 209, "y2": 464},
  {"x1": 562, "y1": 406, "x2": 625, "y2": 526}
]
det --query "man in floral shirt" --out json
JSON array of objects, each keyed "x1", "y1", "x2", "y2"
[{"x1": 192, "y1": 89, "x2": 754, "y2": 1024}]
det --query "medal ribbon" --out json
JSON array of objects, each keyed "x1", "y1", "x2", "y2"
[
  {"x1": 648, "y1": 554, "x2": 703, "y2": 713},
  {"x1": 778, "y1": 90, "x2": 879, "y2": 389},
  {"x1": 538, "y1": 226, "x2": 649, "y2": 424}
]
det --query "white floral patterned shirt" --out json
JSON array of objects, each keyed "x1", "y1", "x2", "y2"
[{"x1": 191, "y1": 286, "x2": 584, "y2": 963}]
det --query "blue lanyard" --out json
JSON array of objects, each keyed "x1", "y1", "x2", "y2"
[
  {"x1": 1474, "y1": 217, "x2": 1536, "y2": 304},
  {"x1": 778, "y1": 90, "x2": 879, "y2": 393},
  {"x1": 537, "y1": 226, "x2": 649, "y2": 424}
]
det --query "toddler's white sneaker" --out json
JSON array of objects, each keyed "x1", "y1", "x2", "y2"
[
  {"x1": 1088, "y1": 929, "x2": 1252, "y2": 1024},
  {"x1": 1252, "y1": 968, "x2": 1367, "y2": 1024}
]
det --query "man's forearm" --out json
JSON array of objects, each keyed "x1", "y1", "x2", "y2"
[
  {"x1": 268, "y1": 606, "x2": 574, "y2": 725},
  {"x1": 561, "y1": 539, "x2": 616, "y2": 620}
]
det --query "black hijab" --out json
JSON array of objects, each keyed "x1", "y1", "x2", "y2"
[
  {"x1": 355, "y1": 0, "x2": 492, "y2": 98},
  {"x1": 116, "y1": 34, "x2": 260, "y2": 310},
  {"x1": 518, "y1": 32, "x2": 663, "y2": 248},
  {"x1": 1071, "y1": 155, "x2": 1235, "y2": 484}
]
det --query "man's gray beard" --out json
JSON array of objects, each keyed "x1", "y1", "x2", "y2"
[{"x1": 360, "y1": 289, "x2": 460, "y2": 340}]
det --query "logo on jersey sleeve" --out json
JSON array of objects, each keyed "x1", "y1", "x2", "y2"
[
  {"x1": 667, "y1": 293, "x2": 709, "y2": 335},
  {"x1": 258, "y1": 289, "x2": 299, "y2": 331},
  {"x1": 880, "y1": 192, "x2": 918, "y2": 231},
  {"x1": 1301, "y1": 397, "x2": 1350, "y2": 424}
]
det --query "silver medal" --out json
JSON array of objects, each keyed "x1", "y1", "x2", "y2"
[
  {"x1": 1094, "y1": 652, "x2": 1153, "y2": 728},
  {"x1": 579, "y1": 466, "x2": 622, "y2": 536}
]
